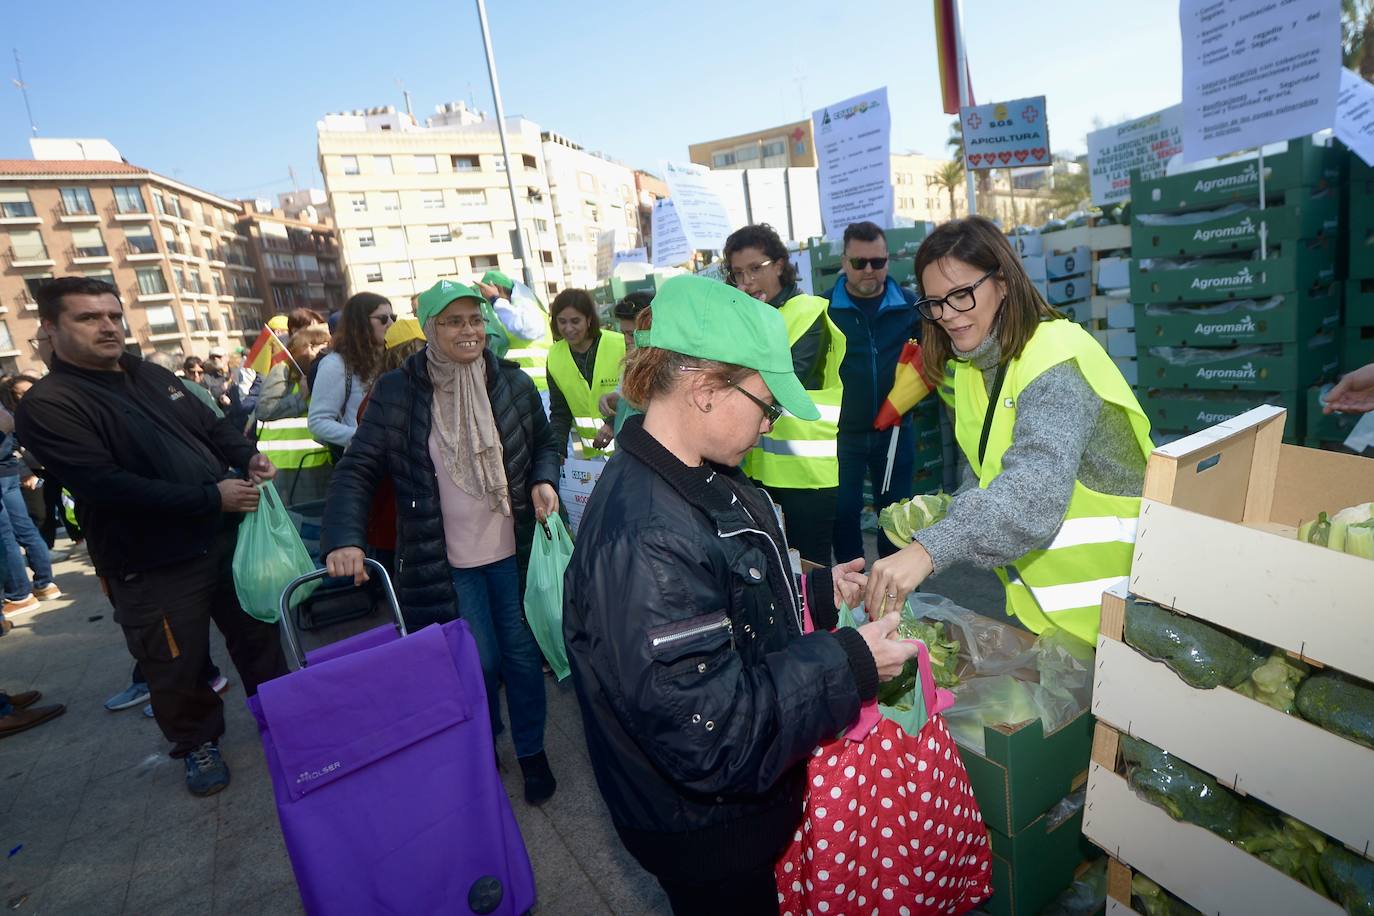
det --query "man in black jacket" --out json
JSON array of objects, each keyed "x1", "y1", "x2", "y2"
[{"x1": 16, "y1": 277, "x2": 287, "y2": 798}]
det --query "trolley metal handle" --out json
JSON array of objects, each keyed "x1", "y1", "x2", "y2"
[{"x1": 278, "y1": 559, "x2": 407, "y2": 669}]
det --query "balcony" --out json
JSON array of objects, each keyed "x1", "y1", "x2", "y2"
[
  {"x1": 14, "y1": 291, "x2": 37, "y2": 312},
  {"x1": 122, "y1": 241, "x2": 163, "y2": 262},
  {"x1": 3, "y1": 247, "x2": 55, "y2": 269},
  {"x1": 108, "y1": 202, "x2": 151, "y2": 223},
  {"x1": 69, "y1": 245, "x2": 113, "y2": 266},
  {"x1": 0, "y1": 205, "x2": 41, "y2": 227}
]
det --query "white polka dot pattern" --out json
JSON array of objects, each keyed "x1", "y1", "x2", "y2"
[{"x1": 775, "y1": 715, "x2": 992, "y2": 915}]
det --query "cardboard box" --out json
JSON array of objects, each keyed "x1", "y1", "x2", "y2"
[
  {"x1": 1131, "y1": 137, "x2": 1344, "y2": 215},
  {"x1": 1137, "y1": 334, "x2": 1339, "y2": 392},
  {"x1": 1344, "y1": 324, "x2": 1374, "y2": 369},
  {"x1": 983, "y1": 800, "x2": 1094, "y2": 916},
  {"x1": 1009, "y1": 231, "x2": 1043, "y2": 257},
  {"x1": 1105, "y1": 328, "x2": 1135, "y2": 358},
  {"x1": 954, "y1": 708, "x2": 1094, "y2": 837},
  {"x1": 1092, "y1": 585, "x2": 1374, "y2": 857},
  {"x1": 1132, "y1": 285, "x2": 1340, "y2": 346},
  {"x1": 1130, "y1": 405, "x2": 1374, "y2": 682},
  {"x1": 1306, "y1": 384, "x2": 1362, "y2": 443},
  {"x1": 1020, "y1": 255, "x2": 1047, "y2": 282},
  {"x1": 1113, "y1": 356, "x2": 1138, "y2": 386},
  {"x1": 1136, "y1": 387, "x2": 1301, "y2": 440},
  {"x1": 1095, "y1": 256, "x2": 1132, "y2": 291},
  {"x1": 1106, "y1": 299, "x2": 1135, "y2": 329},
  {"x1": 1038, "y1": 223, "x2": 1131, "y2": 254},
  {"x1": 1083, "y1": 727, "x2": 1341, "y2": 916},
  {"x1": 1046, "y1": 246, "x2": 1091, "y2": 280},
  {"x1": 1045, "y1": 275, "x2": 1090, "y2": 306},
  {"x1": 1129, "y1": 239, "x2": 1337, "y2": 304},
  {"x1": 1131, "y1": 187, "x2": 1340, "y2": 258}
]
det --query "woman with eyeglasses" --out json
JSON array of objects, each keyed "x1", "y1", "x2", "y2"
[
  {"x1": 545, "y1": 288, "x2": 625, "y2": 460},
  {"x1": 722, "y1": 224, "x2": 846, "y2": 567},
  {"x1": 864, "y1": 216, "x2": 1152, "y2": 645},
  {"x1": 564, "y1": 275, "x2": 916, "y2": 915},
  {"x1": 321, "y1": 279, "x2": 562, "y2": 805},
  {"x1": 308, "y1": 292, "x2": 392, "y2": 459}
]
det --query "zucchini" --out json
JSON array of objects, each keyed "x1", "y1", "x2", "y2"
[
  {"x1": 1123, "y1": 600, "x2": 1263, "y2": 690},
  {"x1": 1295, "y1": 675, "x2": 1374, "y2": 750}
]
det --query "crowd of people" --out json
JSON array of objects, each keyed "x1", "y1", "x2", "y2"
[{"x1": 2, "y1": 216, "x2": 1373, "y2": 915}]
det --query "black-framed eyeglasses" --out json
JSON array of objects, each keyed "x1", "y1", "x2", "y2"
[
  {"x1": 371, "y1": 313, "x2": 397, "y2": 324},
  {"x1": 915, "y1": 268, "x2": 998, "y2": 321},
  {"x1": 848, "y1": 257, "x2": 888, "y2": 270},
  {"x1": 728, "y1": 380, "x2": 783, "y2": 425}
]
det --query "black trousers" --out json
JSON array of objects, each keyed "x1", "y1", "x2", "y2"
[
  {"x1": 658, "y1": 862, "x2": 780, "y2": 916},
  {"x1": 107, "y1": 526, "x2": 287, "y2": 757},
  {"x1": 755, "y1": 483, "x2": 838, "y2": 568}
]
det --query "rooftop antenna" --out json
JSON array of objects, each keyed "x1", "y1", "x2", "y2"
[
  {"x1": 396, "y1": 78, "x2": 413, "y2": 120},
  {"x1": 12, "y1": 49, "x2": 37, "y2": 136},
  {"x1": 288, "y1": 165, "x2": 300, "y2": 192}
]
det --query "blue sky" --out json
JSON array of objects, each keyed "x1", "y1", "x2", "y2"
[{"x1": 1, "y1": 1, "x2": 1182, "y2": 198}]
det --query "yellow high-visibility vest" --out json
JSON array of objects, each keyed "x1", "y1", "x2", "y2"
[
  {"x1": 257, "y1": 385, "x2": 333, "y2": 471},
  {"x1": 547, "y1": 329, "x2": 627, "y2": 458}
]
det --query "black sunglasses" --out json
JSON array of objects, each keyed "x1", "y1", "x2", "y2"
[
  {"x1": 848, "y1": 257, "x2": 888, "y2": 270},
  {"x1": 915, "y1": 268, "x2": 999, "y2": 321},
  {"x1": 730, "y1": 381, "x2": 783, "y2": 425}
]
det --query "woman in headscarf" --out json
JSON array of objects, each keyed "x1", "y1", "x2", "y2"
[{"x1": 321, "y1": 279, "x2": 562, "y2": 805}]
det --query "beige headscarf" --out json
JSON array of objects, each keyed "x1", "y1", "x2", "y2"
[{"x1": 424, "y1": 319, "x2": 511, "y2": 516}]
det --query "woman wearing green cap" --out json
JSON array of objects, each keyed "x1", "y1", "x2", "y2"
[
  {"x1": 321, "y1": 279, "x2": 562, "y2": 804},
  {"x1": 564, "y1": 275, "x2": 918, "y2": 914}
]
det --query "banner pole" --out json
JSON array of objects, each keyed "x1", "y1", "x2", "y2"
[{"x1": 954, "y1": 0, "x2": 977, "y2": 216}]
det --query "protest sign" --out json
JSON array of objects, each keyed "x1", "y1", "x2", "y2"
[
  {"x1": 1180, "y1": 0, "x2": 1341, "y2": 161},
  {"x1": 663, "y1": 161, "x2": 733, "y2": 251},
  {"x1": 812, "y1": 86, "x2": 892, "y2": 234},
  {"x1": 612, "y1": 248, "x2": 648, "y2": 269},
  {"x1": 960, "y1": 95, "x2": 1051, "y2": 171},
  {"x1": 650, "y1": 198, "x2": 693, "y2": 267},
  {"x1": 1336, "y1": 67, "x2": 1374, "y2": 167},
  {"x1": 1087, "y1": 105, "x2": 1184, "y2": 205},
  {"x1": 558, "y1": 457, "x2": 606, "y2": 536}
]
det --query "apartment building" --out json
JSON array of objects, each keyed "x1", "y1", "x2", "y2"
[
  {"x1": 239, "y1": 201, "x2": 346, "y2": 318},
  {"x1": 0, "y1": 152, "x2": 264, "y2": 374},
  {"x1": 539, "y1": 132, "x2": 640, "y2": 288},
  {"x1": 688, "y1": 120, "x2": 815, "y2": 170}
]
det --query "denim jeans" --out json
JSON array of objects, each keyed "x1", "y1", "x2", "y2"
[
  {"x1": 0, "y1": 692, "x2": 12, "y2": 717},
  {"x1": 450, "y1": 556, "x2": 546, "y2": 759},
  {"x1": 833, "y1": 424, "x2": 917, "y2": 564},
  {"x1": 0, "y1": 476, "x2": 53, "y2": 600}
]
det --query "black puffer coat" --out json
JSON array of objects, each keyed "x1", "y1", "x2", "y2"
[
  {"x1": 321, "y1": 348, "x2": 559, "y2": 627},
  {"x1": 563, "y1": 416, "x2": 879, "y2": 885}
]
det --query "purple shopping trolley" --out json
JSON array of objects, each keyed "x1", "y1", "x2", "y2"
[{"x1": 248, "y1": 560, "x2": 536, "y2": 915}]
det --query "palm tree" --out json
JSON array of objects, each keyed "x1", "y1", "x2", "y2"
[
  {"x1": 1047, "y1": 170, "x2": 1091, "y2": 218},
  {"x1": 1345, "y1": 0, "x2": 1374, "y2": 78},
  {"x1": 947, "y1": 117, "x2": 992, "y2": 211},
  {"x1": 932, "y1": 161, "x2": 966, "y2": 218}
]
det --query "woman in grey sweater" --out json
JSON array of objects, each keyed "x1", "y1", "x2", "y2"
[
  {"x1": 308, "y1": 292, "x2": 392, "y2": 456},
  {"x1": 865, "y1": 217, "x2": 1153, "y2": 644}
]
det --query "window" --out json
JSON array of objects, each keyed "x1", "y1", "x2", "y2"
[
  {"x1": 522, "y1": 154, "x2": 539, "y2": 170},
  {"x1": 583, "y1": 202, "x2": 600, "y2": 223},
  {"x1": 577, "y1": 172, "x2": 595, "y2": 192},
  {"x1": 378, "y1": 192, "x2": 400, "y2": 212},
  {"x1": 541, "y1": 250, "x2": 554, "y2": 264},
  {"x1": 712, "y1": 151, "x2": 735, "y2": 168},
  {"x1": 59, "y1": 187, "x2": 96, "y2": 216},
  {"x1": 734, "y1": 145, "x2": 759, "y2": 164},
  {"x1": 534, "y1": 218, "x2": 549, "y2": 232},
  {"x1": 152, "y1": 190, "x2": 167, "y2": 215},
  {"x1": 268, "y1": 252, "x2": 295, "y2": 271},
  {"x1": 161, "y1": 226, "x2": 181, "y2": 254},
  {"x1": 451, "y1": 155, "x2": 479, "y2": 171},
  {"x1": 373, "y1": 155, "x2": 393, "y2": 176},
  {"x1": 71, "y1": 227, "x2": 108, "y2": 257},
  {"x1": 395, "y1": 261, "x2": 413, "y2": 280},
  {"x1": 363, "y1": 266, "x2": 382, "y2": 283},
  {"x1": 82, "y1": 270, "x2": 115, "y2": 285},
  {"x1": 427, "y1": 257, "x2": 457, "y2": 276},
  {"x1": 471, "y1": 254, "x2": 498, "y2": 270},
  {"x1": 0, "y1": 189, "x2": 36, "y2": 218},
  {"x1": 455, "y1": 189, "x2": 485, "y2": 207},
  {"x1": 136, "y1": 267, "x2": 169, "y2": 295},
  {"x1": 145, "y1": 305, "x2": 177, "y2": 333},
  {"x1": 23, "y1": 276, "x2": 52, "y2": 298},
  {"x1": 199, "y1": 307, "x2": 212, "y2": 330},
  {"x1": 414, "y1": 155, "x2": 438, "y2": 174},
  {"x1": 0, "y1": 322, "x2": 15, "y2": 353},
  {"x1": 214, "y1": 273, "x2": 227, "y2": 296},
  {"x1": 349, "y1": 194, "x2": 367, "y2": 213},
  {"x1": 421, "y1": 190, "x2": 445, "y2": 210},
  {"x1": 9, "y1": 229, "x2": 47, "y2": 260},
  {"x1": 463, "y1": 222, "x2": 492, "y2": 240},
  {"x1": 166, "y1": 196, "x2": 183, "y2": 219},
  {"x1": 125, "y1": 226, "x2": 157, "y2": 254},
  {"x1": 273, "y1": 288, "x2": 292, "y2": 312},
  {"x1": 762, "y1": 141, "x2": 786, "y2": 158},
  {"x1": 191, "y1": 201, "x2": 204, "y2": 225},
  {"x1": 341, "y1": 155, "x2": 360, "y2": 175},
  {"x1": 428, "y1": 226, "x2": 452, "y2": 244},
  {"x1": 357, "y1": 229, "x2": 375, "y2": 248}
]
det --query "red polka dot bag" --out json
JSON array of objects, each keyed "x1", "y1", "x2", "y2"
[{"x1": 776, "y1": 617, "x2": 992, "y2": 915}]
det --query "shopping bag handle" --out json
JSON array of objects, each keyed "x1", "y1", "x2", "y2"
[{"x1": 277, "y1": 559, "x2": 407, "y2": 669}]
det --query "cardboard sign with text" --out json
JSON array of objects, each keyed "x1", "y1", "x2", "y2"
[
  {"x1": 812, "y1": 86, "x2": 893, "y2": 234},
  {"x1": 558, "y1": 457, "x2": 606, "y2": 536},
  {"x1": 961, "y1": 95, "x2": 1050, "y2": 171},
  {"x1": 1087, "y1": 106, "x2": 1184, "y2": 205}
]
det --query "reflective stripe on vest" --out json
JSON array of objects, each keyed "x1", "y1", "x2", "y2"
[
  {"x1": 742, "y1": 294, "x2": 847, "y2": 489},
  {"x1": 507, "y1": 333, "x2": 553, "y2": 391},
  {"x1": 953, "y1": 319, "x2": 1153, "y2": 644},
  {"x1": 257, "y1": 413, "x2": 333, "y2": 471},
  {"x1": 546, "y1": 329, "x2": 627, "y2": 458}
]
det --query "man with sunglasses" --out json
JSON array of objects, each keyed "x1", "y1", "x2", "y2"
[{"x1": 826, "y1": 221, "x2": 922, "y2": 563}]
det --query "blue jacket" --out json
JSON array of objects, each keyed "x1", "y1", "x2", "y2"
[{"x1": 826, "y1": 278, "x2": 920, "y2": 434}]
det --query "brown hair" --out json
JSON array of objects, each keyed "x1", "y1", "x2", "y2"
[
  {"x1": 286, "y1": 326, "x2": 331, "y2": 388},
  {"x1": 332, "y1": 292, "x2": 389, "y2": 383},
  {"x1": 620, "y1": 308, "x2": 745, "y2": 408},
  {"x1": 549, "y1": 288, "x2": 600, "y2": 341},
  {"x1": 722, "y1": 223, "x2": 797, "y2": 289},
  {"x1": 913, "y1": 216, "x2": 1063, "y2": 380},
  {"x1": 380, "y1": 338, "x2": 426, "y2": 375},
  {"x1": 287, "y1": 307, "x2": 326, "y2": 335}
]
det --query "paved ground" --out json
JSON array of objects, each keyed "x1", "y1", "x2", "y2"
[{"x1": 0, "y1": 539, "x2": 1003, "y2": 915}]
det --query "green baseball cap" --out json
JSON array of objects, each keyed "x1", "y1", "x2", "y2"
[
  {"x1": 481, "y1": 269, "x2": 514, "y2": 290},
  {"x1": 635, "y1": 275, "x2": 818, "y2": 421},
  {"x1": 417, "y1": 279, "x2": 484, "y2": 326}
]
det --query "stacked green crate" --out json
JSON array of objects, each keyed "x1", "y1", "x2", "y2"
[
  {"x1": 1129, "y1": 137, "x2": 1345, "y2": 442},
  {"x1": 1344, "y1": 152, "x2": 1374, "y2": 375},
  {"x1": 807, "y1": 223, "x2": 933, "y2": 296}
]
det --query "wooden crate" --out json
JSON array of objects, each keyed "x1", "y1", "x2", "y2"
[
  {"x1": 1105, "y1": 859, "x2": 1145, "y2": 916},
  {"x1": 1093, "y1": 582, "x2": 1374, "y2": 857},
  {"x1": 1082, "y1": 722, "x2": 1341, "y2": 915},
  {"x1": 1130, "y1": 405, "x2": 1374, "y2": 683}
]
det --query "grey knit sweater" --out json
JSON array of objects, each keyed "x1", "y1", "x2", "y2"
[{"x1": 913, "y1": 333, "x2": 1146, "y2": 573}]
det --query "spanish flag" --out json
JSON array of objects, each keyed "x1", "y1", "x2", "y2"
[
  {"x1": 244, "y1": 326, "x2": 289, "y2": 375},
  {"x1": 874, "y1": 340, "x2": 933, "y2": 431},
  {"x1": 934, "y1": 0, "x2": 974, "y2": 115}
]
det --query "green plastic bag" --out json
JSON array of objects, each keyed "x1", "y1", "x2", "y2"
[
  {"x1": 838, "y1": 603, "x2": 930, "y2": 736},
  {"x1": 524, "y1": 515, "x2": 573, "y2": 680},
  {"x1": 232, "y1": 481, "x2": 316, "y2": 623}
]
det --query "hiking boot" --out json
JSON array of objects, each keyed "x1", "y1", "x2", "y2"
[
  {"x1": 105, "y1": 682, "x2": 150, "y2": 711},
  {"x1": 0, "y1": 703, "x2": 65, "y2": 739},
  {"x1": 9, "y1": 690, "x2": 41, "y2": 709},
  {"x1": 184, "y1": 742, "x2": 230, "y2": 797},
  {"x1": 33, "y1": 584, "x2": 62, "y2": 601},
  {"x1": 518, "y1": 751, "x2": 557, "y2": 805},
  {"x1": 3, "y1": 595, "x2": 39, "y2": 616}
]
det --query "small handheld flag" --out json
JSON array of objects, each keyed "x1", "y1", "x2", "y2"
[
  {"x1": 874, "y1": 340, "x2": 936, "y2": 495},
  {"x1": 244, "y1": 326, "x2": 289, "y2": 375}
]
